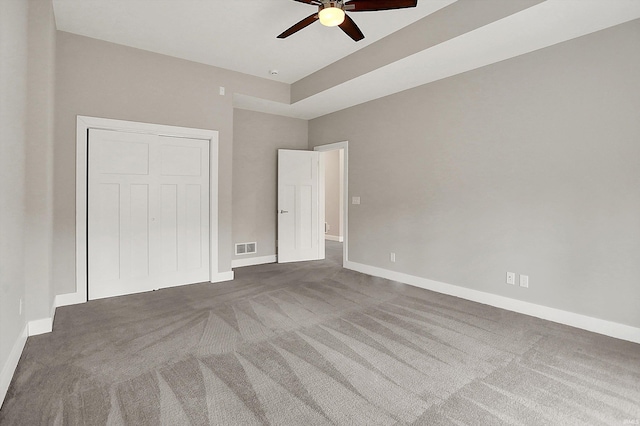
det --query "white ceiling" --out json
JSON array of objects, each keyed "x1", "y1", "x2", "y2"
[
  {"x1": 52, "y1": 0, "x2": 456, "y2": 84},
  {"x1": 52, "y1": 0, "x2": 640, "y2": 119}
]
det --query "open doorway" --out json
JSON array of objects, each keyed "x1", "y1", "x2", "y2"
[
  {"x1": 314, "y1": 141, "x2": 348, "y2": 267},
  {"x1": 323, "y1": 149, "x2": 344, "y2": 243}
]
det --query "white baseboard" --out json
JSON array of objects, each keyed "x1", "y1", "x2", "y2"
[
  {"x1": 0, "y1": 323, "x2": 27, "y2": 409},
  {"x1": 325, "y1": 235, "x2": 343, "y2": 242},
  {"x1": 28, "y1": 318, "x2": 53, "y2": 336},
  {"x1": 27, "y1": 296, "x2": 58, "y2": 337},
  {"x1": 345, "y1": 260, "x2": 640, "y2": 344},
  {"x1": 211, "y1": 271, "x2": 234, "y2": 283},
  {"x1": 53, "y1": 270, "x2": 237, "y2": 303},
  {"x1": 55, "y1": 291, "x2": 85, "y2": 307},
  {"x1": 232, "y1": 255, "x2": 277, "y2": 268}
]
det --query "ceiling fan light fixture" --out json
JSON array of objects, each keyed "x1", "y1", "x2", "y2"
[
  {"x1": 319, "y1": 6, "x2": 345, "y2": 27},
  {"x1": 279, "y1": 0, "x2": 418, "y2": 41}
]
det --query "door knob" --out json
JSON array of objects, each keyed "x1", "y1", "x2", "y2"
[{"x1": 279, "y1": 210, "x2": 289, "y2": 214}]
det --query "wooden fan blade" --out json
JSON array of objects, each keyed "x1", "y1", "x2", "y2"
[
  {"x1": 293, "y1": 0, "x2": 322, "y2": 5},
  {"x1": 277, "y1": 13, "x2": 319, "y2": 39},
  {"x1": 345, "y1": 0, "x2": 417, "y2": 12},
  {"x1": 339, "y1": 14, "x2": 364, "y2": 41}
]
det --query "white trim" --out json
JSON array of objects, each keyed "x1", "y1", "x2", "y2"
[
  {"x1": 208, "y1": 137, "x2": 220, "y2": 286},
  {"x1": 75, "y1": 116, "x2": 221, "y2": 303},
  {"x1": 28, "y1": 318, "x2": 52, "y2": 336},
  {"x1": 0, "y1": 324, "x2": 27, "y2": 409},
  {"x1": 211, "y1": 271, "x2": 234, "y2": 283},
  {"x1": 325, "y1": 235, "x2": 343, "y2": 242},
  {"x1": 27, "y1": 296, "x2": 58, "y2": 337},
  {"x1": 232, "y1": 255, "x2": 277, "y2": 268},
  {"x1": 338, "y1": 149, "x2": 344, "y2": 238},
  {"x1": 55, "y1": 291, "x2": 85, "y2": 307},
  {"x1": 318, "y1": 151, "x2": 325, "y2": 261},
  {"x1": 314, "y1": 141, "x2": 348, "y2": 268},
  {"x1": 50, "y1": 295, "x2": 57, "y2": 320},
  {"x1": 345, "y1": 260, "x2": 640, "y2": 344}
]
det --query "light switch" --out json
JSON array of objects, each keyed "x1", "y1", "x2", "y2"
[{"x1": 352, "y1": 196, "x2": 360, "y2": 205}]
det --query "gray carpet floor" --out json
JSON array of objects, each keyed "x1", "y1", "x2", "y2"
[{"x1": 1, "y1": 241, "x2": 639, "y2": 425}]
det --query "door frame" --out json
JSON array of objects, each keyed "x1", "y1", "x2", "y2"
[
  {"x1": 314, "y1": 141, "x2": 348, "y2": 267},
  {"x1": 72, "y1": 115, "x2": 225, "y2": 304}
]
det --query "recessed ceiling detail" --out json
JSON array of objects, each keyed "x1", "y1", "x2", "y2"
[
  {"x1": 52, "y1": 0, "x2": 454, "y2": 84},
  {"x1": 52, "y1": 0, "x2": 640, "y2": 120}
]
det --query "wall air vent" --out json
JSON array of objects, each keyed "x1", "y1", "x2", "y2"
[{"x1": 235, "y1": 242, "x2": 257, "y2": 255}]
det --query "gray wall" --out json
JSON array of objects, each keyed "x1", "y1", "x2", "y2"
[
  {"x1": 0, "y1": 0, "x2": 29, "y2": 378},
  {"x1": 309, "y1": 20, "x2": 640, "y2": 328},
  {"x1": 1, "y1": 0, "x2": 57, "y2": 394},
  {"x1": 25, "y1": 0, "x2": 56, "y2": 323},
  {"x1": 54, "y1": 32, "x2": 290, "y2": 295},
  {"x1": 324, "y1": 149, "x2": 343, "y2": 239},
  {"x1": 232, "y1": 109, "x2": 308, "y2": 261}
]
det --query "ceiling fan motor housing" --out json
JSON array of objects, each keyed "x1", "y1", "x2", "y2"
[{"x1": 320, "y1": 1, "x2": 345, "y2": 11}]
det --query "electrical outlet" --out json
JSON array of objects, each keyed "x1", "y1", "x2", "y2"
[
  {"x1": 352, "y1": 196, "x2": 360, "y2": 205},
  {"x1": 520, "y1": 274, "x2": 529, "y2": 288},
  {"x1": 390, "y1": 252, "x2": 396, "y2": 262},
  {"x1": 506, "y1": 272, "x2": 516, "y2": 285}
]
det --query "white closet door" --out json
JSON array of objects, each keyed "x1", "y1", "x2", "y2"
[
  {"x1": 156, "y1": 135, "x2": 210, "y2": 289},
  {"x1": 88, "y1": 129, "x2": 209, "y2": 300}
]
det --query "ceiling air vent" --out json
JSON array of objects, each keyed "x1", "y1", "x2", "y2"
[{"x1": 235, "y1": 242, "x2": 257, "y2": 255}]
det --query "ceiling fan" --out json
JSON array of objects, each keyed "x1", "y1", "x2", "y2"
[{"x1": 277, "y1": 0, "x2": 418, "y2": 42}]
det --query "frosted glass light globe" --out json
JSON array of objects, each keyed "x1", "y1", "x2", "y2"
[{"x1": 319, "y1": 7, "x2": 345, "y2": 27}]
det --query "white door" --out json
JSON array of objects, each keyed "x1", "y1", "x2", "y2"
[
  {"x1": 88, "y1": 129, "x2": 210, "y2": 300},
  {"x1": 277, "y1": 149, "x2": 325, "y2": 263}
]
